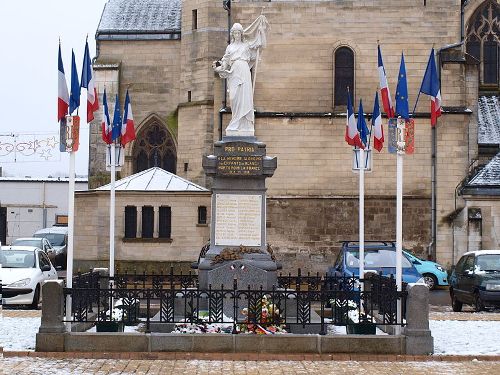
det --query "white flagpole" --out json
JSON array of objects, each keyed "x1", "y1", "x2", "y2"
[
  {"x1": 395, "y1": 118, "x2": 405, "y2": 335},
  {"x1": 65, "y1": 149, "x2": 75, "y2": 332},
  {"x1": 359, "y1": 148, "x2": 365, "y2": 291},
  {"x1": 110, "y1": 144, "x2": 116, "y2": 282}
]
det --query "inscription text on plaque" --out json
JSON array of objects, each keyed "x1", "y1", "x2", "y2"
[{"x1": 214, "y1": 194, "x2": 262, "y2": 246}]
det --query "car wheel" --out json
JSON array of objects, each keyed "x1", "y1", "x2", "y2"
[
  {"x1": 474, "y1": 292, "x2": 484, "y2": 312},
  {"x1": 423, "y1": 273, "x2": 437, "y2": 290},
  {"x1": 451, "y1": 291, "x2": 462, "y2": 312},
  {"x1": 30, "y1": 285, "x2": 41, "y2": 310}
]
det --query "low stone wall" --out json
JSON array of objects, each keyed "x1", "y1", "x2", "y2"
[
  {"x1": 36, "y1": 280, "x2": 433, "y2": 355},
  {"x1": 49, "y1": 333, "x2": 404, "y2": 354}
]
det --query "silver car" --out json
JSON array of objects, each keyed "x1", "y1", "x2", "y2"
[{"x1": 11, "y1": 237, "x2": 56, "y2": 266}]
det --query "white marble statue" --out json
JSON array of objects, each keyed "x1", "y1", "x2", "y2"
[{"x1": 212, "y1": 15, "x2": 269, "y2": 137}]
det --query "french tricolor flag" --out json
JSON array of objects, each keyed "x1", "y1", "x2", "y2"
[
  {"x1": 377, "y1": 44, "x2": 394, "y2": 118},
  {"x1": 81, "y1": 39, "x2": 99, "y2": 123},
  {"x1": 345, "y1": 89, "x2": 362, "y2": 148},
  {"x1": 419, "y1": 48, "x2": 442, "y2": 127},
  {"x1": 121, "y1": 90, "x2": 136, "y2": 146},
  {"x1": 58, "y1": 43, "x2": 69, "y2": 122},
  {"x1": 101, "y1": 89, "x2": 112, "y2": 145},
  {"x1": 372, "y1": 91, "x2": 384, "y2": 152}
]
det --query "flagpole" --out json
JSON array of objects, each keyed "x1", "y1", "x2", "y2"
[
  {"x1": 359, "y1": 147, "x2": 365, "y2": 291},
  {"x1": 65, "y1": 149, "x2": 75, "y2": 332},
  {"x1": 110, "y1": 143, "x2": 116, "y2": 283},
  {"x1": 395, "y1": 118, "x2": 405, "y2": 336}
]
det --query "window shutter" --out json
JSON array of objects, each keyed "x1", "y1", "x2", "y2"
[
  {"x1": 159, "y1": 206, "x2": 172, "y2": 239},
  {"x1": 198, "y1": 206, "x2": 207, "y2": 224},
  {"x1": 124, "y1": 206, "x2": 137, "y2": 238},
  {"x1": 142, "y1": 206, "x2": 154, "y2": 238}
]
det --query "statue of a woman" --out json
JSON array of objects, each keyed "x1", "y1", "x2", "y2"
[{"x1": 212, "y1": 16, "x2": 269, "y2": 137}]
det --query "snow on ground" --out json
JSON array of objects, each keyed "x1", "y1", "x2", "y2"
[
  {"x1": 430, "y1": 320, "x2": 500, "y2": 355},
  {"x1": 0, "y1": 316, "x2": 41, "y2": 351},
  {"x1": 1, "y1": 312, "x2": 500, "y2": 355}
]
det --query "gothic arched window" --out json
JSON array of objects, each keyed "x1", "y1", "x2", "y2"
[
  {"x1": 133, "y1": 122, "x2": 177, "y2": 174},
  {"x1": 334, "y1": 47, "x2": 355, "y2": 106},
  {"x1": 466, "y1": 0, "x2": 500, "y2": 88}
]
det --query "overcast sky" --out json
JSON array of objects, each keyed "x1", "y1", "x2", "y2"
[{"x1": 0, "y1": 0, "x2": 108, "y2": 177}]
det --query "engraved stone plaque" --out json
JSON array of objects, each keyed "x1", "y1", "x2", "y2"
[
  {"x1": 216, "y1": 142, "x2": 263, "y2": 177},
  {"x1": 214, "y1": 194, "x2": 262, "y2": 246}
]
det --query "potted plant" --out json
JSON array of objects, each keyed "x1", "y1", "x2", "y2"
[
  {"x1": 345, "y1": 301, "x2": 376, "y2": 335},
  {"x1": 96, "y1": 299, "x2": 125, "y2": 332}
]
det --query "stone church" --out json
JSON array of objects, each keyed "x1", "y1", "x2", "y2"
[{"x1": 76, "y1": 0, "x2": 499, "y2": 273}]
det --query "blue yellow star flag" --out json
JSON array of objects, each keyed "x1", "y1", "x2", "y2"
[{"x1": 395, "y1": 52, "x2": 409, "y2": 120}]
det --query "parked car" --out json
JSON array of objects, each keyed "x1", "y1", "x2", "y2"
[
  {"x1": 0, "y1": 245, "x2": 58, "y2": 308},
  {"x1": 33, "y1": 226, "x2": 68, "y2": 269},
  {"x1": 450, "y1": 250, "x2": 500, "y2": 312},
  {"x1": 328, "y1": 241, "x2": 425, "y2": 284},
  {"x1": 11, "y1": 237, "x2": 56, "y2": 265},
  {"x1": 403, "y1": 250, "x2": 449, "y2": 290}
]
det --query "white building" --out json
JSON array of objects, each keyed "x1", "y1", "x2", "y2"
[{"x1": 0, "y1": 177, "x2": 88, "y2": 244}]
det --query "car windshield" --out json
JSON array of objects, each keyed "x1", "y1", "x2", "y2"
[
  {"x1": 346, "y1": 249, "x2": 412, "y2": 269},
  {"x1": 12, "y1": 239, "x2": 42, "y2": 247},
  {"x1": 0, "y1": 250, "x2": 36, "y2": 268},
  {"x1": 475, "y1": 255, "x2": 500, "y2": 272},
  {"x1": 34, "y1": 233, "x2": 65, "y2": 246}
]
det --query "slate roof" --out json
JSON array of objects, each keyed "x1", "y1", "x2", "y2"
[
  {"x1": 96, "y1": 0, "x2": 182, "y2": 40},
  {"x1": 478, "y1": 96, "x2": 500, "y2": 146},
  {"x1": 96, "y1": 167, "x2": 208, "y2": 192},
  {"x1": 468, "y1": 153, "x2": 500, "y2": 186}
]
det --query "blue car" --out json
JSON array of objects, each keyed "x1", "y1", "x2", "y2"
[
  {"x1": 328, "y1": 241, "x2": 425, "y2": 284},
  {"x1": 403, "y1": 250, "x2": 449, "y2": 290}
]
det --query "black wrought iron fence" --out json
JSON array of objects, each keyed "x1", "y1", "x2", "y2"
[{"x1": 64, "y1": 273, "x2": 407, "y2": 335}]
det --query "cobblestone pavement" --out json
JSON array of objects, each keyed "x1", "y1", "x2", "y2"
[
  {"x1": 0, "y1": 356, "x2": 499, "y2": 375},
  {"x1": 429, "y1": 305, "x2": 500, "y2": 321},
  {"x1": 1, "y1": 309, "x2": 42, "y2": 318}
]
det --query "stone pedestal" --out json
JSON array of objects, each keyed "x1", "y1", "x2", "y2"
[
  {"x1": 404, "y1": 284, "x2": 434, "y2": 355},
  {"x1": 199, "y1": 137, "x2": 277, "y2": 290}
]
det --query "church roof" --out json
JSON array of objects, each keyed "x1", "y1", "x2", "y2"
[
  {"x1": 478, "y1": 96, "x2": 500, "y2": 146},
  {"x1": 462, "y1": 153, "x2": 500, "y2": 196},
  {"x1": 96, "y1": 167, "x2": 208, "y2": 192},
  {"x1": 468, "y1": 153, "x2": 500, "y2": 187},
  {"x1": 96, "y1": 0, "x2": 182, "y2": 40}
]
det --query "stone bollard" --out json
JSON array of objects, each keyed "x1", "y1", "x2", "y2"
[
  {"x1": 404, "y1": 283, "x2": 434, "y2": 355},
  {"x1": 36, "y1": 280, "x2": 66, "y2": 352}
]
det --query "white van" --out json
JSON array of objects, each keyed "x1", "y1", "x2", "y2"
[{"x1": 33, "y1": 226, "x2": 68, "y2": 269}]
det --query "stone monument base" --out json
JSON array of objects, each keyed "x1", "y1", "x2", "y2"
[{"x1": 199, "y1": 257, "x2": 277, "y2": 290}]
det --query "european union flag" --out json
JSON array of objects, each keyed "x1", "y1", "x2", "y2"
[
  {"x1": 357, "y1": 99, "x2": 369, "y2": 147},
  {"x1": 111, "y1": 94, "x2": 122, "y2": 142},
  {"x1": 395, "y1": 52, "x2": 409, "y2": 120},
  {"x1": 69, "y1": 49, "x2": 80, "y2": 114}
]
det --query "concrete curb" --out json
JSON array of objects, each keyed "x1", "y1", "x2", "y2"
[{"x1": 2, "y1": 351, "x2": 500, "y2": 362}]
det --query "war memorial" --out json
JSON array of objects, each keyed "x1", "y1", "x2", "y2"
[{"x1": 35, "y1": 11, "x2": 436, "y2": 356}]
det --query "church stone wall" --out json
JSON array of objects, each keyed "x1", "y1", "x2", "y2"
[
  {"x1": 267, "y1": 197, "x2": 431, "y2": 274},
  {"x1": 90, "y1": 40, "x2": 182, "y2": 183},
  {"x1": 176, "y1": 0, "x2": 228, "y2": 185},
  {"x1": 233, "y1": 0, "x2": 461, "y2": 113}
]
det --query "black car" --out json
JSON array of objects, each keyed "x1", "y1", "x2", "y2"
[{"x1": 450, "y1": 250, "x2": 500, "y2": 312}]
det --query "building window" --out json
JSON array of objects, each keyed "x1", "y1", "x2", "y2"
[
  {"x1": 124, "y1": 206, "x2": 137, "y2": 238},
  {"x1": 133, "y1": 122, "x2": 177, "y2": 174},
  {"x1": 192, "y1": 9, "x2": 198, "y2": 30},
  {"x1": 159, "y1": 206, "x2": 172, "y2": 239},
  {"x1": 142, "y1": 206, "x2": 154, "y2": 238},
  {"x1": 466, "y1": 0, "x2": 500, "y2": 89},
  {"x1": 198, "y1": 206, "x2": 207, "y2": 225},
  {"x1": 334, "y1": 47, "x2": 355, "y2": 106}
]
